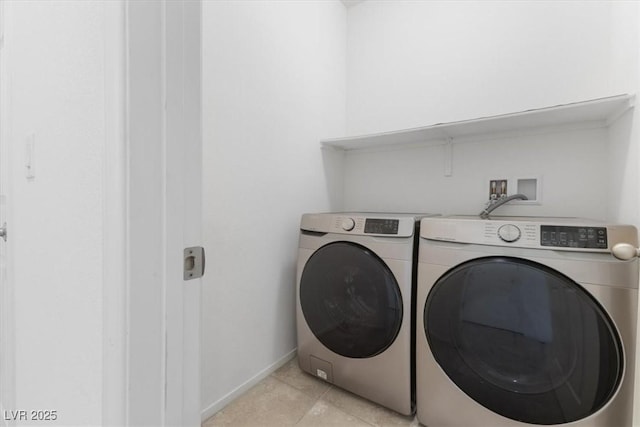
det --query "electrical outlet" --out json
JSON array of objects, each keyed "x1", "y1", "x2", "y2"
[{"x1": 489, "y1": 179, "x2": 508, "y2": 200}]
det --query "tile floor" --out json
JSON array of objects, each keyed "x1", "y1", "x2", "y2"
[{"x1": 202, "y1": 357, "x2": 419, "y2": 427}]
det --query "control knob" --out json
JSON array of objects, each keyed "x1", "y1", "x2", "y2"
[
  {"x1": 498, "y1": 224, "x2": 521, "y2": 243},
  {"x1": 341, "y1": 218, "x2": 355, "y2": 231}
]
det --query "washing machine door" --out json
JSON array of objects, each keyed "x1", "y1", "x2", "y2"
[
  {"x1": 424, "y1": 256, "x2": 623, "y2": 425},
  {"x1": 300, "y1": 241, "x2": 403, "y2": 359}
]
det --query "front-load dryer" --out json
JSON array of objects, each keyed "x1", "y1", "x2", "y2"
[
  {"x1": 296, "y1": 212, "x2": 436, "y2": 415},
  {"x1": 416, "y1": 216, "x2": 639, "y2": 426}
]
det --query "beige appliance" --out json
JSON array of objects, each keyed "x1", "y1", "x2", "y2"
[
  {"x1": 417, "y1": 216, "x2": 639, "y2": 426},
  {"x1": 296, "y1": 212, "x2": 436, "y2": 415}
]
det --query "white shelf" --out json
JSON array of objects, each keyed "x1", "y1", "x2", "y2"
[{"x1": 321, "y1": 94, "x2": 635, "y2": 151}]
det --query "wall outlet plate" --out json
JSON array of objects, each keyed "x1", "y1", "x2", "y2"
[{"x1": 486, "y1": 176, "x2": 542, "y2": 205}]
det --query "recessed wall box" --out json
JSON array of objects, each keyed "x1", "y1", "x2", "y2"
[{"x1": 514, "y1": 176, "x2": 542, "y2": 204}]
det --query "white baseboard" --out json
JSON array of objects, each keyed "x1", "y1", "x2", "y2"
[{"x1": 201, "y1": 349, "x2": 297, "y2": 422}]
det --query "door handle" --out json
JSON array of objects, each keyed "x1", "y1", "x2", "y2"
[
  {"x1": 0, "y1": 222, "x2": 6, "y2": 242},
  {"x1": 612, "y1": 243, "x2": 640, "y2": 260}
]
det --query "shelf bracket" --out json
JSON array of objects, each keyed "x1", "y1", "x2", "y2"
[
  {"x1": 605, "y1": 94, "x2": 635, "y2": 127},
  {"x1": 444, "y1": 137, "x2": 453, "y2": 177}
]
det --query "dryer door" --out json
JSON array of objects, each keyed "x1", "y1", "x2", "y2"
[
  {"x1": 424, "y1": 256, "x2": 623, "y2": 425},
  {"x1": 300, "y1": 242, "x2": 403, "y2": 359}
]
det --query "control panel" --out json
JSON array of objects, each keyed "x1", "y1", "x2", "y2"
[
  {"x1": 483, "y1": 222, "x2": 538, "y2": 246},
  {"x1": 419, "y1": 216, "x2": 638, "y2": 253},
  {"x1": 300, "y1": 213, "x2": 419, "y2": 237},
  {"x1": 334, "y1": 216, "x2": 400, "y2": 235},
  {"x1": 540, "y1": 226, "x2": 607, "y2": 249},
  {"x1": 364, "y1": 218, "x2": 399, "y2": 235}
]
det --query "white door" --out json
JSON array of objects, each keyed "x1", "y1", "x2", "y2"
[
  {"x1": 0, "y1": 3, "x2": 201, "y2": 424},
  {"x1": 0, "y1": 0, "x2": 15, "y2": 419}
]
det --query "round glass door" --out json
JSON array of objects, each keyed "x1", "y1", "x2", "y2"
[
  {"x1": 300, "y1": 242, "x2": 403, "y2": 358},
  {"x1": 424, "y1": 256, "x2": 623, "y2": 425}
]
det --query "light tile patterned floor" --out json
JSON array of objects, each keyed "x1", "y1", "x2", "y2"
[{"x1": 202, "y1": 357, "x2": 419, "y2": 427}]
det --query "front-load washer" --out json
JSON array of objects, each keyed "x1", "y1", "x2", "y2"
[
  {"x1": 297, "y1": 212, "x2": 436, "y2": 415},
  {"x1": 416, "y1": 216, "x2": 638, "y2": 427}
]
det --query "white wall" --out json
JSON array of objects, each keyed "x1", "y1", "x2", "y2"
[
  {"x1": 607, "y1": 1, "x2": 640, "y2": 227},
  {"x1": 343, "y1": 1, "x2": 639, "y2": 224},
  {"x1": 343, "y1": 127, "x2": 609, "y2": 218},
  {"x1": 4, "y1": 2, "x2": 106, "y2": 425},
  {"x1": 346, "y1": 0, "x2": 618, "y2": 136},
  {"x1": 201, "y1": 0, "x2": 346, "y2": 418}
]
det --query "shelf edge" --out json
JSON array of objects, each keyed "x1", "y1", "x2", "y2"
[{"x1": 321, "y1": 94, "x2": 634, "y2": 151}]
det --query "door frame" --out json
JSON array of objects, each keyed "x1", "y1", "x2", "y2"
[
  {"x1": 0, "y1": 0, "x2": 16, "y2": 421},
  {"x1": 103, "y1": 1, "x2": 202, "y2": 425}
]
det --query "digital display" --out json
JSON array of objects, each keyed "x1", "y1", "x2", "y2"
[
  {"x1": 540, "y1": 226, "x2": 607, "y2": 249},
  {"x1": 364, "y1": 219, "x2": 399, "y2": 235}
]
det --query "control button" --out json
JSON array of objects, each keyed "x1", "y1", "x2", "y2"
[
  {"x1": 498, "y1": 224, "x2": 521, "y2": 243},
  {"x1": 341, "y1": 218, "x2": 355, "y2": 231},
  {"x1": 559, "y1": 232, "x2": 568, "y2": 245}
]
